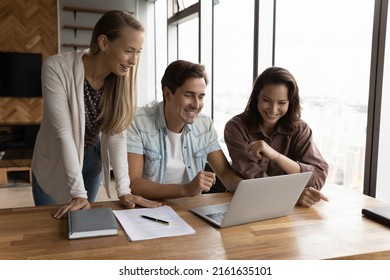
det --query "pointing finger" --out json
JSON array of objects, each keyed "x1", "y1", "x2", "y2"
[{"x1": 320, "y1": 192, "x2": 329, "y2": 202}]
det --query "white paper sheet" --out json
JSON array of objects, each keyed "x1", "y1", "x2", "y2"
[{"x1": 113, "y1": 205, "x2": 195, "y2": 241}]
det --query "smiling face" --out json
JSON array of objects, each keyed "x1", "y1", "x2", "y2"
[
  {"x1": 257, "y1": 84, "x2": 290, "y2": 134},
  {"x1": 101, "y1": 27, "x2": 144, "y2": 76},
  {"x1": 164, "y1": 77, "x2": 207, "y2": 133}
]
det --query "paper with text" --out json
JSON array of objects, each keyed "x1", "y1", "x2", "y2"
[{"x1": 113, "y1": 206, "x2": 195, "y2": 241}]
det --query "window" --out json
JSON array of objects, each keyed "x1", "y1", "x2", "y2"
[
  {"x1": 154, "y1": 0, "x2": 168, "y2": 102},
  {"x1": 376, "y1": 1, "x2": 390, "y2": 202},
  {"x1": 177, "y1": 0, "x2": 199, "y2": 11},
  {"x1": 178, "y1": 17, "x2": 199, "y2": 62},
  {"x1": 274, "y1": 0, "x2": 374, "y2": 192},
  {"x1": 162, "y1": 0, "x2": 387, "y2": 197},
  {"x1": 213, "y1": 0, "x2": 254, "y2": 155}
]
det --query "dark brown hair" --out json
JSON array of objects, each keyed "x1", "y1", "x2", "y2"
[
  {"x1": 245, "y1": 67, "x2": 302, "y2": 131},
  {"x1": 161, "y1": 60, "x2": 208, "y2": 96}
]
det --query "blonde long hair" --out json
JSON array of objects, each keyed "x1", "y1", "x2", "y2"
[{"x1": 89, "y1": 10, "x2": 143, "y2": 134}]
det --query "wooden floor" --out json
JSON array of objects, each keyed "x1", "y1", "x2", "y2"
[{"x1": 0, "y1": 180, "x2": 118, "y2": 209}]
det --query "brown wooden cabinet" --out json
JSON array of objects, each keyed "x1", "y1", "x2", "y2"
[{"x1": 0, "y1": 122, "x2": 38, "y2": 186}]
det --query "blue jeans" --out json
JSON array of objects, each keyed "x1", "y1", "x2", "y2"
[{"x1": 32, "y1": 140, "x2": 103, "y2": 206}]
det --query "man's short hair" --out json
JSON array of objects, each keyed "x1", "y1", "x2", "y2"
[{"x1": 161, "y1": 60, "x2": 208, "y2": 94}]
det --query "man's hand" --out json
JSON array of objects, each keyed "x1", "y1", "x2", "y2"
[
  {"x1": 183, "y1": 171, "x2": 216, "y2": 197},
  {"x1": 119, "y1": 193, "x2": 162, "y2": 209},
  {"x1": 296, "y1": 187, "x2": 329, "y2": 208}
]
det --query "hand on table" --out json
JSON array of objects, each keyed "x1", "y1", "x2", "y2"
[
  {"x1": 296, "y1": 187, "x2": 329, "y2": 208},
  {"x1": 119, "y1": 193, "x2": 161, "y2": 208},
  {"x1": 52, "y1": 197, "x2": 90, "y2": 219}
]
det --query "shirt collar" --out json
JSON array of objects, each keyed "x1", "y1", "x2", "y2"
[
  {"x1": 248, "y1": 120, "x2": 289, "y2": 137},
  {"x1": 155, "y1": 101, "x2": 191, "y2": 134}
]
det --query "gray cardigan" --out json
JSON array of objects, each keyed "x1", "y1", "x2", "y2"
[{"x1": 31, "y1": 50, "x2": 130, "y2": 203}]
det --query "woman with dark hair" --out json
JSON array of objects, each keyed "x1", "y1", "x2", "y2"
[
  {"x1": 32, "y1": 10, "x2": 160, "y2": 218},
  {"x1": 224, "y1": 67, "x2": 329, "y2": 207}
]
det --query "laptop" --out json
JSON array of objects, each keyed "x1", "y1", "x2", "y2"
[{"x1": 190, "y1": 172, "x2": 312, "y2": 228}]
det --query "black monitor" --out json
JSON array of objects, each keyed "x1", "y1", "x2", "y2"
[{"x1": 0, "y1": 51, "x2": 42, "y2": 97}]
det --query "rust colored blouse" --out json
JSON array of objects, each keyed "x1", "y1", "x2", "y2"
[{"x1": 224, "y1": 112, "x2": 329, "y2": 190}]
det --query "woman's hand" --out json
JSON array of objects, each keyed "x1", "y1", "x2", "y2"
[
  {"x1": 52, "y1": 197, "x2": 90, "y2": 219},
  {"x1": 296, "y1": 187, "x2": 329, "y2": 207},
  {"x1": 119, "y1": 193, "x2": 162, "y2": 209},
  {"x1": 248, "y1": 140, "x2": 279, "y2": 161},
  {"x1": 51, "y1": 194, "x2": 161, "y2": 219}
]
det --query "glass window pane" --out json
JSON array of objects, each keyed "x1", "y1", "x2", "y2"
[
  {"x1": 178, "y1": 17, "x2": 199, "y2": 62},
  {"x1": 275, "y1": 0, "x2": 374, "y2": 192},
  {"x1": 154, "y1": 0, "x2": 168, "y2": 102},
  {"x1": 258, "y1": 0, "x2": 274, "y2": 72},
  {"x1": 213, "y1": 0, "x2": 254, "y2": 156},
  {"x1": 178, "y1": 0, "x2": 198, "y2": 11},
  {"x1": 376, "y1": 5, "x2": 390, "y2": 202}
]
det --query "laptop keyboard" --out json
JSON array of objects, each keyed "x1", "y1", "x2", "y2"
[{"x1": 206, "y1": 212, "x2": 226, "y2": 224}]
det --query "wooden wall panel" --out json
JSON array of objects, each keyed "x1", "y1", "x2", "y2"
[
  {"x1": 0, "y1": 0, "x2": 57, "y2": 124},
  {"x1": 0, "y1": 0, "x2": 58, "y2": 59},
  {"x1": 0, "y1": 98, "x2": 43, "y2": 124}
]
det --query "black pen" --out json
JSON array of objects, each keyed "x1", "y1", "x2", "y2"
[{"x1": 140, "y1": 215, "x2": 170, "y2": 225}]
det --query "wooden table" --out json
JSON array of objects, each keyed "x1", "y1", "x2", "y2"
[{"x1": 1, "y1": 184, "x2": 390, "y2": 260}]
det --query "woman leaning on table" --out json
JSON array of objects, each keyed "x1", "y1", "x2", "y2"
[
  {"x1": 31, "y1": 10, "x2": 161, "y2": 219},
  {"x1": 224, "y1": 66, "x2": 329, "y2": 208}
]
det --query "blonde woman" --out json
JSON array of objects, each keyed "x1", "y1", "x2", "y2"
[{"x1": 32, "y1": 10, "x2": 160, "y2": 218}]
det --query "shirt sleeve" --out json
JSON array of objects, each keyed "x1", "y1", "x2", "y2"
[
  {"x1": 224, "y1": 116, "x2": 329, "y2": 190},
  {"x1": 224, "y1": 116, "x2": 267, "y2": 179},
  {"x1": 126, "y1": 117, "x2": 145, "y2": 155},
  {"x1": 291, "y1": 122, "x2": 329, "y2": 190},
  {"x1": 207, "y1": 120, "x2": 221, "y2": 153},
  {"x1": 107, "y1": 132, "x2": 131, "y2": 197}
]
